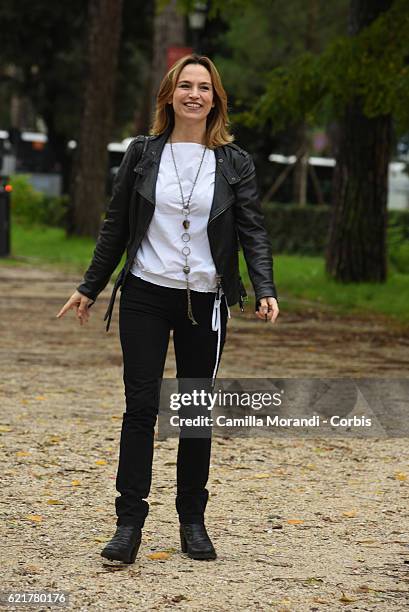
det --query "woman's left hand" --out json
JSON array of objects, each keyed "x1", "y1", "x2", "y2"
[{"x1": 256, "y1": 297, "x2": 279, "y2": 323}]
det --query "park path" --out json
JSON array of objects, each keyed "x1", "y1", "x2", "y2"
[{"x1": 1, "y1": 264, "x2": 408, "y2": 611}]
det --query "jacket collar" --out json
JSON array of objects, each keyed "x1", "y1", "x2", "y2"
[{"x1": 134, "y1": 125, "x2": 241, "y2": 223}]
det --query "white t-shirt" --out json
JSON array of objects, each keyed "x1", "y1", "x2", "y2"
[{"x1": 131, "y1": 142, "x2": 218, "y2": 292}]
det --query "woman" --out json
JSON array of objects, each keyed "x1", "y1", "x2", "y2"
[{"x1": 57, "y1": 54, "x2": 279, "y2": 564}]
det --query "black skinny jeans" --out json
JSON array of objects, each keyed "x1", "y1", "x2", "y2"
[{"x1": 115, "y1": 273, "x2": 228, "y2": 528}]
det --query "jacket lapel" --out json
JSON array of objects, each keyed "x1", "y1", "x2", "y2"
[
  {"x1": 133, "y1": 127, "x2": 241, "y2": 223},
  {"x1": 133, "y1": 127, "x2": 171, "y2": 205},
  {"x1": 208, "y1": 145, "x2": 241, "y2": 224}
]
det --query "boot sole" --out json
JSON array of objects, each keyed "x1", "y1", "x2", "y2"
[{"x1": 101, "y1": 540, "x2": 141, "y2": 564}]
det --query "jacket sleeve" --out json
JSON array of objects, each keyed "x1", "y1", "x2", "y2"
[
  {"x1": 233, "y1": 152, "x2": 278, "y2": 304},
  {"x1": 76, "y1": 138, "x2": 142, "y2": 302}
]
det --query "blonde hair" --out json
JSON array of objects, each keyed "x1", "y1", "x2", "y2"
[{"x1": 150, "y1": 54, "x2": 234, "y2": 149}]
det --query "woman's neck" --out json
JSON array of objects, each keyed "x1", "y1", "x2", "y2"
[{"x1": 170, "y1": 121, "x2": 207, "y2": 145}]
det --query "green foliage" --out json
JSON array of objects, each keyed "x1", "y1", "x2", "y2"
[
  {"x1": 263, "y1": 203, "x2": 330, "y2": 255},
  {"x1": 238, "y1": 251, "x2": 409, "y2": 323},
  {"x1": 242, "y1": 0, "x2": 409, "y2": 134},
  {"x1": 0, "y1": 1, "x2": 153, "y2": 141},
  {"x1": 262, "y1": 203, "x2": 409, "y2": 274},
  {"x1": 10, "y1": 175, "x2": 68, "y2": 228},
  {"x1": 0, "y1": 1, "x2": 86, "y2": 137},
  {"x1": 213, "y1": 0, "x2": 348, "y2": 111},
  {"x1": 388, "y1": 221, "x2": 409, "y2": 273},
  {"x1": 160, "y1": 0, "x2": 250, "y2": 19}
]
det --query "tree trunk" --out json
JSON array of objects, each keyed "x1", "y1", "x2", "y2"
[
  {"x1": 69, "y1": 0, "x2": 123, "y2": 238},
  {"x1": 150, "y1": 0, "x2": 186, "y2": 115},
  {"x1": 325, "y1": 0, "x2": 393, "y2": 282}
]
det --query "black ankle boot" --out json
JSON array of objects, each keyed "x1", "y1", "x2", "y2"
[
  {"x1": 180, "y1": 523, "x2": 217, "y2": 560},
  {"x1": 101, "y1": 526, "x2": 142, "y2": 564}
]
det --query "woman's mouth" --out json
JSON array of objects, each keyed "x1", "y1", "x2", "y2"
[{"x1": 184, "y1": 102, "x2": 202, "y2": 110}]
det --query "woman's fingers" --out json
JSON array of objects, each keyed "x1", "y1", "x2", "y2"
[
  {"x1": 256, "y1": 297, "x2": 279, "y2": 323},
  {"x1": 56, "y1": 291, "x2": 92, "y2": 324},
  {"x1": 56, "y1": 297, "x2": 78, "y2": 318},
  {"x1": 270, "y1": 301, "x2": 279, "y2": 323},
  {"x1": 77, "y1": 297, "x2": 90, "y2": 324}
]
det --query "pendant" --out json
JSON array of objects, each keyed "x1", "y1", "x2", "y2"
[{"x1": 183, "y1": 219, "x2": 190, "y2": 229}]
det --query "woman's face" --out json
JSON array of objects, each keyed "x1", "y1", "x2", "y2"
[{"x1": 170, "y1": 63, "x2": 215, "y2": 124}]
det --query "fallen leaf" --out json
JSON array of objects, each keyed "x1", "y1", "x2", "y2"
[
  {"x1": 16, "y1": 451, "x2": 30, "y2": 457},
  {"x1": 0, "y1": 426, "x2": 12, "y2": 432},
  {"x1": 357, "y1": 539, "x2": 376, "y2": 544},
  {"x1": 254, "y1": 473, "x2": 270, "y2": 479},
  {"x1": 303, "y1": 577, "x2": 323, "y2": 585},
  {"x1": 342, "y1": 510, "x2": 357, "y2": 518},
  {"x1": 23, "y1": 565, "x2": 43, "y2": 574},
  {"x1": 26, "y1": 515, "x2": 42, "y2": 522},
  {"x1": 71, "y1": 480, "x2": 81, "y2": 486},
  {"x1": 147, "y1": 552, "x2": 170, "y2": 560},
  {"x1": 394, "y1": 472, "x2": 407, "y2": 481},
  {"x1": 339, "y1": 593, "x2": 357, "y2": 603},
  {"x1": 95, "y1": 460, "x2": 107, "y2": 466},
  {"x1": 46, "y1": 499, "x2": 64, "y2": 505},
  {"x1": 35, "y1": 396, "x2": 47, "y2": 401},
  {"x1": 287, "y1": 519, "x2": 304, "y2": 525}
]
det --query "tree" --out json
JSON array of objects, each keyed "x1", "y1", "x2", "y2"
[
  {"x1": 0, "y1": 1, "x2": 86, "y2": 192},
  {"x1": 209, "y1": 0, "x2": 349, "y2": 196},
  {"x1": 326, "y1": 0, "x2": 393, "y2": 282},
  {"x1": 240, "y1": 0, "x2": 409, "y2": 282},
  {"x1": 69, "y1": 0, "x2": 123, "y2": 238},
  {"x1": 0, "y1": 1, "x2": 153, "y2": 196}
]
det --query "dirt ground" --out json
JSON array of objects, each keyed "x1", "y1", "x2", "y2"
[{"x1": 1, "y1": 264, "x2": 409, "y2": 611}]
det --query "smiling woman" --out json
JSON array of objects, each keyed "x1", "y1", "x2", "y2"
[
  {"x1": 171, "y1": 66, "x2": 215, "y2": 130},
  {"x1": 57, "y1": 53, "x2": 279, "y2": 566},
  {"x1": 151, "y1": 54, "x2": 234, "y2": 149}
]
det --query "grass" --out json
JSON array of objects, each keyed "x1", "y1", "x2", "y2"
[
  {"x1": 2, "y1": 222, "x2": 408, "y2": 325},
  {"x1": 240, "y1": 253, "x2": 409, "y2": 325},
  {"x1": 5, "y1": 221, "x2": 125, "y2": 275}
]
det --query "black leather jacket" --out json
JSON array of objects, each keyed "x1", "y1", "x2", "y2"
[{"x1": 77, "y1": 125, "x2": 278, "y2": 331}]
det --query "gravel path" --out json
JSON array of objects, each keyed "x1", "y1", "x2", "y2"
[{"x1": 1, "y1": 264, "x2": 408, "y2": 611}]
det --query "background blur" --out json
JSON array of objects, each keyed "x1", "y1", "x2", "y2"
[{"x1": 1, "y1": 0, "x2": 408, "y2": 324}]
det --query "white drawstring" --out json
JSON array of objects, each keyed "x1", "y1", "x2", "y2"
[{"x1": 211, "y1": 288, "x2": 230, "y2": 388}]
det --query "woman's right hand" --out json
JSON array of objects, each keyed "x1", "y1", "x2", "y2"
[{"x1": 56, "y1": 290, "x2": 94, "y2": 326}]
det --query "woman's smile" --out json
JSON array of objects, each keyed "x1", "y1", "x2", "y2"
[{"x1": 184, "y1": 102, "x2": 202, "y2": 110}]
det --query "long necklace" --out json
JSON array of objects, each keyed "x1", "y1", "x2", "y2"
[{"x1": 169, "y1": 137, "x2": 207, "y2": 325}]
